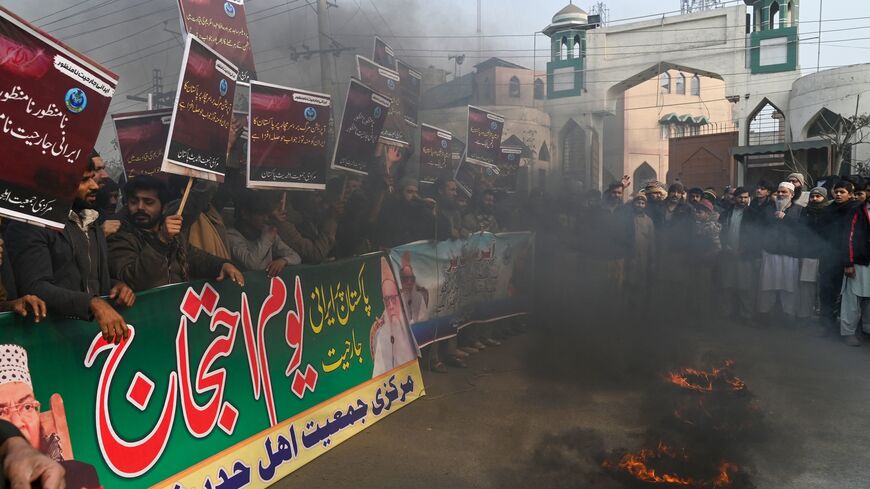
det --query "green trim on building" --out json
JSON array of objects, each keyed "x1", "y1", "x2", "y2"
[
  {"x1": 546, "y1": 58, "x2": 584, "y2": 99},
  {"x1": 749, "y1": 26, "x2": 798, "y2": 74},
  {"x1": 546, "y1": 29, "x2": 586, "y2": 99}
]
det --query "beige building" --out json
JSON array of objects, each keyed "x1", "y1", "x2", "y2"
[
  {"x1": 420, "y1": 58, "x2": 552, "y2": 194},
  {"x1": 604, "y1": 70, "x2": 734, "y2": 194}
]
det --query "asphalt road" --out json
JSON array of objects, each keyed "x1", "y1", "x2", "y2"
[{"x1": 274, "y1": 308, "x2": 870, "y2": 489}]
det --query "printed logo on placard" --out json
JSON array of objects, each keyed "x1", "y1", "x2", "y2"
[
  {"x1": 387, "y1": 78, "x2": 396, "y2": 90},
  {"x1": 441, "y1": 139, "x2": 449, "y2": 149},
  {"x1": 374, "y1": 106, "x2": 382, "y2": 119},
  {"x1": 508, "y1": 153, "x2": 516, "y2": 161},
  {"x1": 64, "y1": 88, "x2": 87, "y2": 113},
  {"x1": 304, "y1": 107, "x2": 317, "y2": 122},
  {"x1": 490, "y1": 121, "x2": 498, "y2": 130},
  {"x1": 219, "y1": 79, "x2": 229, "y2": 97},
  {"x1": 224, "y1": 2, "x2": 236, "y2": 17},
  {"x1": 486, "y1": 167, "x2": 495, "y2": 176}
]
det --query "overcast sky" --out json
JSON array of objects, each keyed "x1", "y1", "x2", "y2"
[{"x1": 5, "y1": 0, "x2": 868, "y2": 166}]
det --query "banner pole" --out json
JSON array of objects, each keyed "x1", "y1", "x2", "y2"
[
  {"x1": 281, "y1": 191, "x2": 287, "y2": 212},
  {"x1": 176, "y1": 176, "x2": 194, "y2": 216}
]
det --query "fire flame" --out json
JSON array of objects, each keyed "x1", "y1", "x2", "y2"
[
  {"x1": 665, "y1": 360, "x2": 745, "y2": 393},
  {"x1": 613, "y1": 442, "x2": 692, "y2": 486},
  {"x1": 713, "y1": 462, "x2": 739, "y2": 487},
  {"x1": 607, "y1": 445, "x2": 741, "y2": 488}
]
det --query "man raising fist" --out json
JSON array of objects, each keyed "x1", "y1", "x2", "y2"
[{"x1": 108, "y1": 176, "x2": 245, "y2": 292}]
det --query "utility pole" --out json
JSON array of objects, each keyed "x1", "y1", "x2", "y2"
[
  {"x1": 816, "y1": 0, "x2": 823, "y2": 72},
  {"x1": 317, "y1": 0, "x2": 336, "y2": 97},
  {"x1": 127, "y1": 68, "x2": 172, "y2": 110},
  {"x1": 477, "y1": 0, "x2": 482, "y2": 65}
]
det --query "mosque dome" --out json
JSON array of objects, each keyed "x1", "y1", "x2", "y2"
[
  {"x1": 552, "y1": 3, "x2": 588, "y2": 25},
  {"x1": 544, "y1": 3, "x2": 589, "y2": 36}
]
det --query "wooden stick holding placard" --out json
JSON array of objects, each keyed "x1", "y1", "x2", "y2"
[
  {"x1": 176, "y1": 177, "x2": 194, "y2": 217},
  {"x1": 281, "y1": 191, "x2": 287, "y2": 212}
]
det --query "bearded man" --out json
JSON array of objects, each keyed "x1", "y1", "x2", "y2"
[
  {"x1": 371, "y1": 258, "x2": 418, "y2": 377},
  {"x1": 0, "y1": 345, "x2": 101, "y2": 487},
  {"x1": 6, "y1": 160, "x2": 134, "y2": 344},
  {"x1": 757, "y1": 182, "x2": 803, "y2": 321},
  {"x1": 107, "y1": 176, "x2": 244, "y2": 291}
]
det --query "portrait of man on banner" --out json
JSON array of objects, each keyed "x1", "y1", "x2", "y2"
[
  {"x1": 0, "y1": 344, "x2": 101, "y2": 488},
  {"x1": 370, "y1": 258, "x2": 417, "y2": 377}
]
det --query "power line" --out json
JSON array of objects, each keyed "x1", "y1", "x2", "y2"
[
  {"x1": 61, "y1": 6, "x2": 174, "y2": 41},
  {"x1": 32, "y1": 0, "x2": 94, "y2": 23},
  {"x1": 50, "y1": 4, "x2": 176, "y2": 33},
  {"x1": 41, "y1": 0, "x2": 123, "y2": 28},
  {"x1": 82, "y1": 19, "x2": 170, "y2": 55}
]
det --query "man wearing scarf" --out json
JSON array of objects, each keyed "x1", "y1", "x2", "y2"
[
  {"x1": 798, "y1": 187, "x2": 830, "y2": 323},
  {"x1": 758, "y1": 182, "x2": 804, "y2": 321},
  {"x1": 718, "y1": 187, "x2": 762, "y2": 322},
  {"x1": 625, "y1": 194, "x2": 655, "y2": 309},
  {"x1": 818, "y1": 181, "x2": 859, "y2": 333},
  {"x1": 787, "y1": 172, "x2": 810, "y2": 207}
]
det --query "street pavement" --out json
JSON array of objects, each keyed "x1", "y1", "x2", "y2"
[{"x1": 276, "y1": 311, "x2": 870, "y2": 489}]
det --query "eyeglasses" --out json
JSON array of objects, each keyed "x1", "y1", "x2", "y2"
[
  {"x1": 0, "y1": 400, "x2": 40, "y2": 419},
  {"x1": 383, "y1": 294, "x2": 400, "y2": 307}
]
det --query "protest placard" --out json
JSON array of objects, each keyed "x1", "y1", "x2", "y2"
[
  {"x1": 178, "y1": 0, "x2": 256, "y2": 83},
  {"x1": 419, "y1": 124, "x2": 452, "y2": 185},
  {"x1": 356, "y1": 56, "x2": 408, "y2": 147},
  {"x1": 373, "y1": 35, "x2": 397, "y2": 71},
  {"x1": 465, "y1": 105, "x2": 504, "y2": 168},
  {"x1": 495, "y1": 145, "x2": 523, "y2": 193},
  {"x1": 397, "y1": 60, "x2": 421, "y2": 127},
  {"x1": 247, "y1": 80, "x2": 331, "y2": 190},
  {"x1": 0, "y1": 6, "x2": 118, "y2": 229},
  {"x1": 112, "y1": 110, "x2": 171, "y2": 180},
  {"x1": 163, "y1": 35, "x2": 238, "y2": 180},
  {"x1": 330, "y1": 78, "x2": 390, "y2": 175}
]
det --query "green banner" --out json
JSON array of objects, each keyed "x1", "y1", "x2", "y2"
[{"x1": 0, "y1": 252, "x2": 424, "y2": 488}]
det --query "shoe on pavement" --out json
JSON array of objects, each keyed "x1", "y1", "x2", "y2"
[
  {"x1": 453, "y1": 349, "x2": 470, "y2": 359},
  {"x1": 844, "y1": 335, "x2": 862, "y2": 347},
  {"x1": 431, "y1": 362, "x2": 448, "y2": 374},
  {"x1": 483, "y1": 338, "x2": 501, "y2": 347},
  {"x1": 447, "y1": 356, "x2": 468, "y2": 368},
  {"x1": 459, "y1": 346, "x2": 479, "y2": 354},
  {"x1": 471, "y1": 341, "x2": 487, "y2": 350}
]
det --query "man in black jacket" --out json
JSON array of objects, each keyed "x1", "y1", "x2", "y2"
[
  {"x1": 757, "y1": 182, "x2": 803, "y2": 321},
  {"x1": 751, "y1": 179, "x2": 776, "y2": 214},
  {"x1": 6, "y1": 161, "x2": 134, "y2": 343},
  {"x1": 375, "y1": 179, "x2": 436, "y2": 248},
  {"x1": 718, "y1": 187, "x2": 762, "y2": 321},
  {"x1": 651, "y1": 183, "x2": 694, "y2": 308},
  {"x1": 839, "y1": 197, "x2": 870, "y2": 346},
  {"x1": 819, "y1": 181, "x2": 859, "y2": 333},
  {"x1": 108, "y1": 176, "x2": 245, "y2": 292}
]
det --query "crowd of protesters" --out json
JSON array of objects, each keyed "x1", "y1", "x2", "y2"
[
  {"x1": 0, "y1": 136, "x2": 531, "y2": 376},
  {"x1": 566, "y1": 173, "x2": 870, "y2": 347}
]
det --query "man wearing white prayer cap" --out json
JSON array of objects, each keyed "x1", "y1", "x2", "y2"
[
  {"x1": 371, "y1": 257, "x2": 419, "y2": 377},
  {"x1": 0, "y1": 345, "x2": 103, "y2": 487},
  {"x1": 757, "y1": 182, "x2": 803, "y2": 322},
  {"x1": 0, "y1": 345, "x2": 39, "y2": 448}
]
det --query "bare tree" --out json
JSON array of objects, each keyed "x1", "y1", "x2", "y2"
[{"x1": 814, "y1": 112, "x2": 870, "y2": 176}]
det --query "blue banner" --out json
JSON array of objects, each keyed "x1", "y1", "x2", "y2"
[{"x1": 389, "y1": 232, "x2": 534, "y2": 347}]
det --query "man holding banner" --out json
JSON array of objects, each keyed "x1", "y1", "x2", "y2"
[
  {"x1": 107, "y1": 176, "x2": 245, "y2": 292},
  {"x1": 6, "y1": 162, "x2": 135, "y2": 344}
]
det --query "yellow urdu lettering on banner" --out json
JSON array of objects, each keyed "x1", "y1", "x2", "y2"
[{"x1": 154, "y1": 361, "x2": 424, "y2": 489}]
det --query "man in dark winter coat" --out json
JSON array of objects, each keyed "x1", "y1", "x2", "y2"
[
  {"x1": 718, "y1": 187, "x2": 763, "y2": 321},
  {"x1": 818, "y1": 181, "x2": 859, "y2": 332},
  {"x1": 757, "y1": 182, "x2": 804, "y2": 320},
  {"x1": 6, "y1": 160, "x2": 134, "y2": 343},
  {"x1": 108, "y1": 176, "x2": 245, "y2": 292}
]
